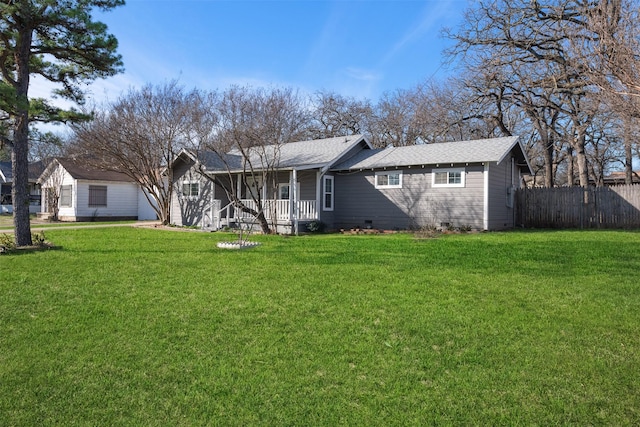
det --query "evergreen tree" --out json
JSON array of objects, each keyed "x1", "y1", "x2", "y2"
[{"x1": 0, "y1": 0, "x2": 123, "y2": 246}]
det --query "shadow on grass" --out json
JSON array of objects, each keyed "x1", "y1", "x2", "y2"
[{"x1": 1, "y1": 245, "x2": 64, "y2": 256}]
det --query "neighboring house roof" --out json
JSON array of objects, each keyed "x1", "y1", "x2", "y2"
[
  {"x1": 38, "y1": 157, "x2": 134, "y2": 184},
  {"x1": 1, "y1": 160, "x2": 45, "y2": 183},
  {"x1": 602, "y1": 171, "x2": 640, "y2": 185},
  {"x1": 0, "y1": 161, "x2": 12, "y2": 183},
  {"x1": 28, "y1": 160, "x2": 46, "y2": 182},
  {"x1": 191, "y1": 134, "x2": 370, "y2": 173},
  {"x1": 332, "y1": 136, "x2": 532, "y2": 173}
]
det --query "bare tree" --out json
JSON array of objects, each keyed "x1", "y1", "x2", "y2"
[
  {"x1": 567, "y1": 0, "x2": 640, "y2": 183},
  {"x1": 370, "y1": 89, "x2": 424, "y2": 147},
  {"x1": 191, "y1": 86, "x2": 310, "y2": 234},
  {"x1": 573, "y1": 0, "x2": 640, "y2": 101},
  {"x1": 443, "y1": 0, "x2": 630, "y2": 187},
  {"x1": 308, "y1": 91, "x2": 373, "y2": 140},
  {"x1": 39, "y1": 160, "x2": 66, "y2": 221},
  {"x1": 71, "y1": 81, "x2": 198, "y2": 224},
  {"x1": 408, "y1": 78, "x2": 508, "y2": 143}
]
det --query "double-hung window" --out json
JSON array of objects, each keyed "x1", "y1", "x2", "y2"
[
  {"x1": 182, "y1": 181, "x2": 200, "y2": 198},
  {"x1": 60, "y1": 185, "x2": 72, "y2": 207},
  {"x1": 323, "y1": 176, "x2": 334, "y2": 211},
  {"x1": 375, "y1": 171, "x2": 402, "y2": 189},
  {"x1": 432, "y1": 168, "x2": 465, "y2": 188},
  {"x1": 88, "y1": 185, "x2": 107, "y2": 207}
]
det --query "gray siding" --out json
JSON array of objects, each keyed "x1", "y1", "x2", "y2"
[
  {"x1": 318, "y1": 173, "x2": 335, "y2": 227},
  {"x1": 487, "y1": 155, "x2": 518, "y2": 230},
  {"x1": 260, "y1": 170, "x2": 317, "y2": 200},
  {"x1": 333, "y1": 165, "x2": 485, "y2": 230},
  {"x1": 297, "y1": 170, "x2": 317, "y2": 200},
  {"x1": 171, "y1": 161, "x2": 214, "y2": 227}
]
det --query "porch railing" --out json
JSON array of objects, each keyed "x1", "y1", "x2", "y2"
[
  {"x1": 238, "y1": 199, "x2": 317, "y2": 221},
  {"x1": 213, "y1": 199, "x2": 317, "y2": 228}
]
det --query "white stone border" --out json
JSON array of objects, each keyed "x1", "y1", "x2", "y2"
[{"x1": 216, "y1": 241, "x2": 261, "y2": 250}]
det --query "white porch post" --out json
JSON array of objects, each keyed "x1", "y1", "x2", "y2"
[
  {"x1": 288, "y1": 170, "x2": 294, "y2": 223},
  {"x1": 483, "y1": 163, "x2": 490, "y2": 231},
  {"x1": 236, "y1": 173, "x2": 242, "y2": 220},
  {"x1": 292, "y1": 168, "x2": 299, "y2": 235},
  {"x1": 214, "y1": 180, "x2": 220, "y2": 230},
  {"x1": 316, "y1": 171, "x2": 322, "y2": 220}
]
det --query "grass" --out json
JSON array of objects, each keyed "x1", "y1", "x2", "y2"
[
  {"x1": 1, "y1": 228, "x2": 639, "y2": 425},
  {"x1": 0, "y1": 213, "x2": 16, "y2": 228},
  {"x1": 0, "y1": 214, "x2": 138, "y2": 231}
]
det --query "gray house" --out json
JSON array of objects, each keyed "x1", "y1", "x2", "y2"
[{"x1": 170, "y1": 135, "x2": 532, "y2": 232}]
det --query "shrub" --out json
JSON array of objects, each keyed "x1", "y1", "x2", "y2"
[
  {"x1": 414, "y1": 225, "x2": 441, "y2": 239},
  {"x1": 0, "y1": 233, "x2": 15, "y2": 252},
  {"x1": 306, "y1": 220, "x2": 325, "y2": 233},
  {"x1": 0, "y1": 231, "x2": 48, "y2": 254}
]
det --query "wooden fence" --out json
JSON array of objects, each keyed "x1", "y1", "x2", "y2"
[{"x1": 515, "y1": 184, "x2": 640, "y2": 229}]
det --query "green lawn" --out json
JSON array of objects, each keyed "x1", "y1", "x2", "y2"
[
  {"x1": 0, "y1": 214, "x2": 13, "y2": 228},
  {"x1": 1, "y1": 228, "x2": 639, "y2": 425},
  {"x1": 0, "y1": 214, "x2": 138, "y2": 231}
]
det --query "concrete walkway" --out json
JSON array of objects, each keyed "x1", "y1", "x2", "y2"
[{"x1": 0, "y1": 220, "x2": 162, "y2": 233}]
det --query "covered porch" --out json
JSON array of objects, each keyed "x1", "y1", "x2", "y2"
[
  {"x1": 202, "y1": 167, "x2": 324, "y2": 233},
  {"x1": 204, "y1": 198, "x2": 317, "y2": 231}
]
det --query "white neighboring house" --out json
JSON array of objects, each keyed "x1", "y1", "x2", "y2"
[{"x1": 38, "y1": 158, "x2": 157, "y2": 221}]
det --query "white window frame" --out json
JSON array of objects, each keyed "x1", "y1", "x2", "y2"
[
  {"x1": 279, "y1": 183, "x2": 300, "y2": 200},
  {"x1": 323, "y1": 176, "x2": 334, "y2": 211},
  {"x1": 432, "y1": 168, "x2": 465, "y2": 188},
  {"x1": 182, "y1": 181, "x2": 200, "y2": 199},
  {"x1": 278, "y1": 184, "x2": 290, "y2": 200},
  {"x1": 375, "y1": 170, "x2": 403, "y2": 189},
  {"x1": 60, "y1": 185, "x2": 72, "y2": 207}
]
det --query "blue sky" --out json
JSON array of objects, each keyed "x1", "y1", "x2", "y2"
[{"x1": 73, "y1": 0, "x2": 465, "y2": 104}]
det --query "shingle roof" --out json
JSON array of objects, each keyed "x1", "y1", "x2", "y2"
[
  {"x1": 55, "y1": 158, "x2": 134, "y2": 182},
  {"x1": 196, "y1": 135, "x2": 368, "y2": 172},
  {"x1": 1, "y1": 161, "x2": 45, "y2": 182},
  {"x1": 28, "y1": 160, "x2": 46, "y2": 181},
  {"x1": 332, "y1": 136, "x2": 524, "y2": 170}
]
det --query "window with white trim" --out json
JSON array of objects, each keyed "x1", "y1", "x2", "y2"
[
  {"x1": 60, "y1": 185, "x2": 72, "y2": 207},
  {"x1": 279, "y1": 184, "x2": 290, "y2": 200},
  {"x1": 323, "y1": 176, "x2": 334, "y2": 211},
  {"x1": 88, "y1": 185, "x2": 107, "y2": 207},
  {"x1": 432, "y1": 168, "x2": 465, "y2": 187},
  {"x1": 375, "y1": 171, "x2": 402, "y2": 189},
  {"x1": 182, "y1": 181, "x2": 200, "y2": 198}
]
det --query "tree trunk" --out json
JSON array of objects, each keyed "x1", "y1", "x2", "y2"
[
  {"x1": 256, "y1": 211, "x2": 272, "y2": 234},
  {"x1": 574, "y1": 131, "x2": 590, "y2": 188},
  {"x1": 163, "y1": 167, "x2": 173, "y2": 225},
  {"x1": 566, "y1": 146, "x2": 575, "y2": 187},
  {"x1": 543, "y1": 136, "x2": 554, "y2": 188},
  {"x1": 12, "y1": 19, "x2": 33, "y2": 247},
  {"x1": 624, "y1": 117, "x2": 633, "y2": 185},
  {"x1": 12, "y1": 134, "x2": 31, "y2": 246}
]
